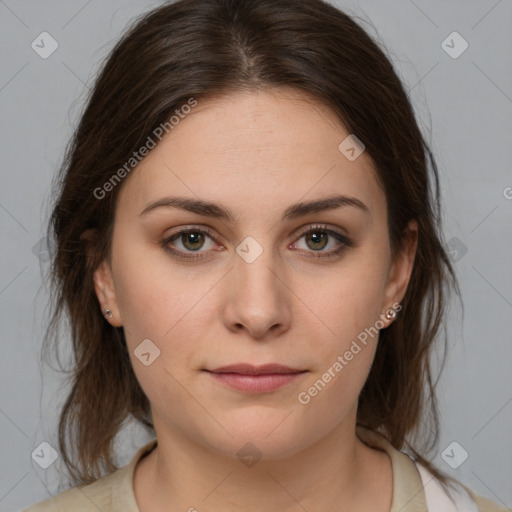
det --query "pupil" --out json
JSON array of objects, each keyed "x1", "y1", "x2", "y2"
[
  {"x1": 183, "y1": 232, "x2": 204, "y2": 250},
  {"x1": 308, "y1": 232, "x2": 327, "y2": 250}
]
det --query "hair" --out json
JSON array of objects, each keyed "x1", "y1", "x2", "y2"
[{"x1": 44, "y1": 0, "x2": 461, "y2": 488}]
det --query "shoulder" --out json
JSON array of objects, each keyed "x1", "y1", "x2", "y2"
[
  {"x1": 21, "y1": 469, "x2": 124, "y2": 511},
  {"x1": 356, "y1": 425, "x2": 508, "y2": 512},
  {"x1": 22, "y1": 439, "x2": 157, "y2": 512},
  {"x1": 415, "y1": 455, "x2": 508, "y2": 512}
]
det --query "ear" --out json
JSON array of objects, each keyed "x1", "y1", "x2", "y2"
[
  {"x1": 381, "y1": 219, "x2": 418, "y2": 320},
  {"x1": 93, "y1": 259, "x2": 123, "y2": 327}
]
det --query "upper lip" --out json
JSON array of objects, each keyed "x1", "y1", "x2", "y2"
[{"x1": 207, "y1": 363, "x2": 306, "y2": 375}]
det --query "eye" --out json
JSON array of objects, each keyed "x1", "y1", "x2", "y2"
[
  {"x1": 291, "y1": 224, "x2": 354, "y2": 258},
  {"x1": 161, "y1": 226, "x2": 219, "y2": 260}
]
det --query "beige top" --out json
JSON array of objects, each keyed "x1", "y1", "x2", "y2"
[{"x1": 23, "y1": 427, "x2": 507, "y2": 511}]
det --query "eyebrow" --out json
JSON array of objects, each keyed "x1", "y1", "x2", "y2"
[{"x1": 139, "y1": 194, "x2": 370, "y2": 221}]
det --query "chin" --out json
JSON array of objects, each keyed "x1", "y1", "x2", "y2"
[{"x1": 204, "y1": 408, "x2": 312, "y2": 460}]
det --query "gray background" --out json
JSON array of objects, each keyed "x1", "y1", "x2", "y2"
[{"x1": 1, "y1": 0, "x2": 511, "y2": 510}]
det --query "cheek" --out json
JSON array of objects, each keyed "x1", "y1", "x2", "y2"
[
  {"x1": 294, "y1": 268, "x2": 386, "y2": 420},
  {"x1": 111, "y1": 234, "x2": 229, "y2": 382},
  {"x1": 111, "y1": 243, "x2": 213, "y2": 416},
  {"x1": 307, "y1": 260, "x2": 388, "y2": 353},
  {"x1": 111, "y1": 235, "x2": 192, "y2": 353},
  {"x1": 293, "y1": 249, "x2": 389, "y2": 399}
]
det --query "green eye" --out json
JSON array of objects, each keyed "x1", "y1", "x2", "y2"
[
  {"x1": 293, "y1": 224, "x2": 354, "y2": 258},
  {"x1": 177, "y1": 231, "x2": 207, "y2": 251},
  {"x1": 161, "y1": 226, "x2": 217, "y2": 261},
  {"x1": 304, "y1": 230, "x2": 329, "y2": 250}
]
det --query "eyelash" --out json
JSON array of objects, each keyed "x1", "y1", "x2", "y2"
[{"x1": 161, "y1": 224, "x2": 354, "y2": 261}]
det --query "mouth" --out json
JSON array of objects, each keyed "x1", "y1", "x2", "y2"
[{"x1": 204, "y1": 363, "x2": 308, "y2": 393}]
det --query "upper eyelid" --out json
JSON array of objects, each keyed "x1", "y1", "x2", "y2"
[{"x1": 295, "y1": 223, "x2": 346, "y2": 237}]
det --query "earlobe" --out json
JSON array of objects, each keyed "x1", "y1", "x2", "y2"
[{"x1": 93, "y1": 259, "x2": 122, "y2": 327}]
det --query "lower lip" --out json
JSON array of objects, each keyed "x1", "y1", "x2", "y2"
[{"x1": 207, "y1": 371, "x2": 306, "y2": 393}]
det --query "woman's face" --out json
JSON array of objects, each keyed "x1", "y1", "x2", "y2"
[{"x1": 94, "y1": 88, "x2": 416, "y2": 459}]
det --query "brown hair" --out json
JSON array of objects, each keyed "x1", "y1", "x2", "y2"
[{"x1": 44, "y1": 0, "x2": 460, "y2": 487}]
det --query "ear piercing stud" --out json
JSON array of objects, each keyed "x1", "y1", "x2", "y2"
[
  {"x1": 385, "y1": 308, "x2": 397, "y2": 320},
  {"x1": 104, "y1": 308, "x2": 113, "y2": 318}
]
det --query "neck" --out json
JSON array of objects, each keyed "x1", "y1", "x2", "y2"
[{"x1": 134, "y1": 415, "x2": 392, "y2": 512}]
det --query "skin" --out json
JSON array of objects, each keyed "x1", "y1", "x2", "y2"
[{"x1": 93, "y1": 87, "x2": 418, "y2": 512}]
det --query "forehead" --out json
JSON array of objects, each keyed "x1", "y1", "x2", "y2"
[{"x1": 116, "y1": 88, "x2": 385, "y2": 220}]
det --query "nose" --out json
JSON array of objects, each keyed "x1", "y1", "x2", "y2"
[{"x1": 222, "y1": 247, "x2": 292, "y2": 340}]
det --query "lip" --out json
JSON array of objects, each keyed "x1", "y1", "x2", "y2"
[
  {"x1": 209, "y1": 363, "x2": 304, "y2": 375},
  {"x1": 205, "y1": 364, "x2": 307, "y2": 393}
]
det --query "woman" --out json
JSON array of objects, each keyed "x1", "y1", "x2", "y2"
[{"x1": 23, "y1": 0, "x2": 507, "y2": 510}]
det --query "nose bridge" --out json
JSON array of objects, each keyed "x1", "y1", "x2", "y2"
[
  {"x1": 223, "y1": 234, "x2": 291, "y2": 337},
  {"x1": 234, "y1": 235, "x2": 281, "y2": 302}
]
